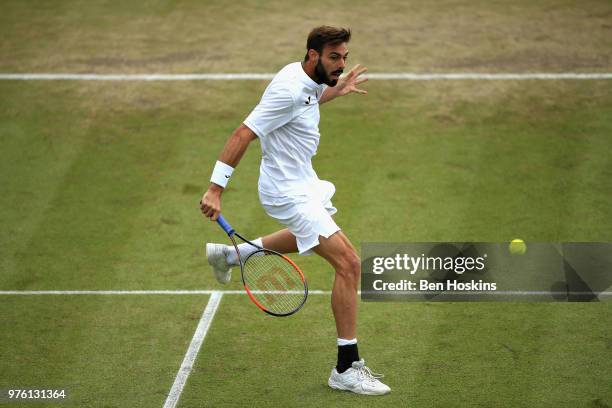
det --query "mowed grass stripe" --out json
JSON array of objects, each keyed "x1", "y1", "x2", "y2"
[
  {"x1": 2, "y1": 73, "x2": 612, "y2": 80},
  {"x1": 452, "y1": 81, "x2": 612, "y2": 241},
  {"x1": 1, "y1": 0, "x2": 611, "y2": 73},
  {"x1": 515, "y1": 304, "x2": 612, "y2": 407},
  {"x1": 0, "y1": 81, "x2": 254, "y2": 291},
  {"x1": 555, "y1": 106, "x2": 612, "y2": 237},
  {"x1": 0, "y1": 296, "x2": 213, "y2": 407},
  {"x1": 0, "y1": 83, "x2": 90, "y2": 287},
  {"x1": 0, "y1": 80, "x2": 611, "y2": 408},
  {"x1": 1, "y1": 81, "x2": 612, "y2": 292},
  {"x1": 403, "y1": 302, "x2": 612, "y2": 407},
  {"x1": 320, "y1": 80, "x2": 612, "y2": 243},
  {"x1": 176, "y1": 293, "x2": 337, "y2": 408},
  {"x1": 5, "y1": 88, "x2": 183, "y2": 290},
  {"x1": 177, "y1": 295, "x2": 612, "y2": 407},
  {"x1": 0, "y1": 80, "x2": 340, "y2": 291}
]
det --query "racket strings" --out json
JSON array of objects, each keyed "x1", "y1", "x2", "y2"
[{"x1": 243, "y1": 251, "x2": 306, "y2": 314}]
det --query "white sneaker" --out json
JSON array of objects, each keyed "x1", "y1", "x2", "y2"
[
  {"x1": 206, "y1": 243, "x2": 232, "y2": 284},
  {"x1": 328, "y1": 359, "x2": 391, "y2": 396}
]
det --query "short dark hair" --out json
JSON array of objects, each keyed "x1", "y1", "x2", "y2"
[{"x1": 304, "y1": 26, "x2": 351, "y2": 61}]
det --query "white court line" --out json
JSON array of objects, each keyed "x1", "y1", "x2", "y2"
[
  {"x1": 0, "y1": 290, "x2": 330, "y2": 295},
  {"x1": 0, "y1": 73, "x2": 612, "y2": 81},
  {"x1": 163, "y1": 291, "x2": 223, "y2": 408},
  {"x1": 362, "y1": 291, "x2": 612, "y2": 296},
  {"x1": 367, "y1": 73, "x2": 612, "y2": 80},
  {"x1": 0, "y1": 290, "x2": 610, "y2": 296}
]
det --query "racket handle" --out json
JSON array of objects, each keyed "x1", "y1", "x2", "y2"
[{"x1": 216, "y1": 214, "x2": 235, "y2": 236}]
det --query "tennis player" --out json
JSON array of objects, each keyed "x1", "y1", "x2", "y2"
[{"x1": 200, "y1": 26, "x2": 390, "y2": 396}]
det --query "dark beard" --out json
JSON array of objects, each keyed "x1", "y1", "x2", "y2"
[{"x1": 315, "y1": 59, "x2": 338, "y2": 86}]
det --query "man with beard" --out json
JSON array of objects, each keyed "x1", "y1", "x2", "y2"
[{"x1": 200, "y1": 26, "x2": 390, "y2": 395}]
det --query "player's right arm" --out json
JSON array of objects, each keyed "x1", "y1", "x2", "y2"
[
  {"x1": 199, "y1": 124, "x2": 257, "y2": 220},
  {"x1": 201, "y1": 80, "x2": 295, "y2": 221}
]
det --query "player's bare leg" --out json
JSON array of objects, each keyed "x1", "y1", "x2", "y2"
[
  {"x1": 313, "y1": 231, "x2": 359, "y2": 339},
  {"x1": 261, "y1": 228, "x2": 298, "y2": 254},
  {"x1": 314, "y1": 231, "x2": 390, "y2": 395},
  {"x1": 264, "y1": 229, "x2": 360, "y2": 339}
]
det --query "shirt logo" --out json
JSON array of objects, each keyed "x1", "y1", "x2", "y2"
[{"x1": 305, "y1": 96, "x2": 311, "y2": 105}]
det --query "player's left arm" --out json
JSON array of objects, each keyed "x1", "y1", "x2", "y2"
[{"x1": 319, "y1": 64, "x2": 368, "y2": 105}]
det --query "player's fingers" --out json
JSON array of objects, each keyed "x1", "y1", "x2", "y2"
[
  {"x1": 354, "y1": 88, "x2": 368, "y2": 94},
  {"x1": 346, "y1": 64, "x2": 360, "y2": 78},
  {"x1": 355, "y1": 66, "x2": 368, "y2": 76},
  {"x1": 200, "y1": 203, "x2": 213, "y2": 217},
  {"x1": 206, "y1": 205, "x2": 221, "y2": 220},
  {"x1": 355, "y1": 77, "x2": 368, "y2": 85}
]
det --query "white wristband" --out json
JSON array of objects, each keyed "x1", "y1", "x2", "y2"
[{"x1": 210, "y1": 160, "x2": 234, "y2": 188}]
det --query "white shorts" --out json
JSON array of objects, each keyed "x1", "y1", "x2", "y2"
[{"x1": 259, "y1": 180, "x2": 340, "y2": 255}]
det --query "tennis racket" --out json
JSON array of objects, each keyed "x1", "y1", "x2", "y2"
[{"x1": 216, "y1": 214, "x2": 308, "y2": 317}]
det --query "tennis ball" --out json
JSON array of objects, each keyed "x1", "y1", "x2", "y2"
[{"x1": 509, "y1": 239, "x2": 526, "y2": 255}]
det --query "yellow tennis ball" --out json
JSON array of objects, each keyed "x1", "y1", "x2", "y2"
[{"x1": 509, "y1": 239, "x2": 526, "y2": 255}]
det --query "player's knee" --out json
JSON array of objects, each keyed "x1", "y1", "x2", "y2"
[{"x1": 335, "y1": 251, "x2": 361, "y2": 281}]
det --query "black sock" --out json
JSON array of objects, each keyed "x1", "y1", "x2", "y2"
[{"x1": 336, "y1": 343, "x2": 360, "y2": 373}]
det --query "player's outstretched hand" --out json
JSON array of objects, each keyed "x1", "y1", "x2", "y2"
[{"x1": 335, "y1": 64, "x2": 368, "y2": 96}]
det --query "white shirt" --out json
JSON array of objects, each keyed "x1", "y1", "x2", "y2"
[{"x1": 244, "y1": 62, "x2": 328, "y2": 201}]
